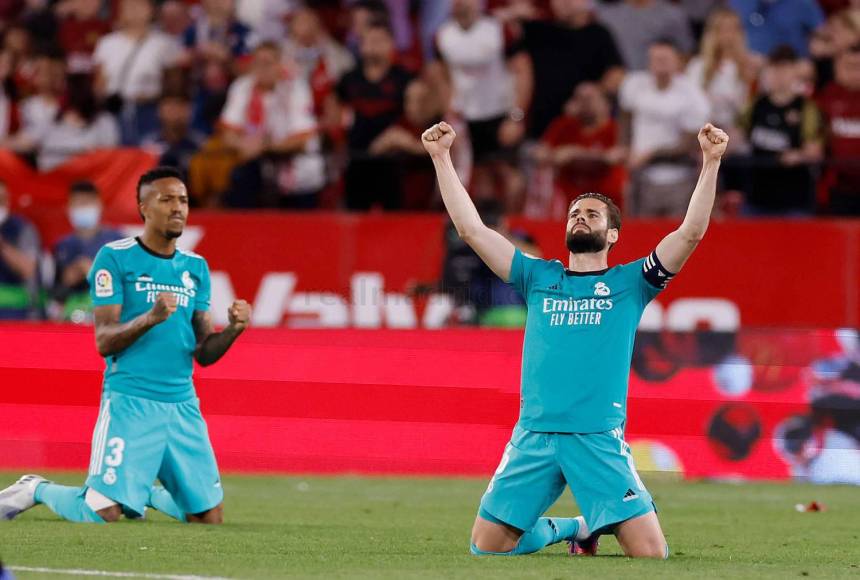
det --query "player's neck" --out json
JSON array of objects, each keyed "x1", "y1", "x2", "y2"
[
  {"x1": 139, "y1": 230, "x2": 177, "y2": 257},
  {"x1": 568, "y1": 252, "x2": 608, "y2": 273}
]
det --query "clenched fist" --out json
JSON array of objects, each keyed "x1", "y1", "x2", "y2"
[
  {"x1": 422, "y1": 122, "x2": 456, "y2": 157},
  {"x1": 699, "y1": 123, "x2": 729, "y2": 161},
  {"x1": 227, "y1": 299, "x2": 251, "y2": 332},
  {"x1": 149, "y1": 292, "x2": 178, "y2": 324}
]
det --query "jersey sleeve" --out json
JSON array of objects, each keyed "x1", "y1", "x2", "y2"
[
  {"x1": 508, "y1": 248, "x2": 550, "y2": 299},
  {"x1": 88, "y1": 247, "x2": 124, "y2": 306},
  {"x1": 637, "y1": 251, "x2": 676, "y2": 305},
  {"x1": 195, "y1": 259, "x2": 211, "y2": 312}
]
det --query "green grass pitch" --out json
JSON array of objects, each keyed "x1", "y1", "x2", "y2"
[{"x1": 1, "y1": 471, "x2": 858, "y2": 579}]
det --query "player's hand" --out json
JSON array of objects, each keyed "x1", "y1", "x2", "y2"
[
  {"x1": 698, "y1": 123, "x2": 729, "y2": 161},
  {"x1": 421, "y1": 122, "x2": 456, "y2": 157},
  {"x1": 149, "y1": 292, "x2": 178, "y2": 324},
  {"x1": 227, "y1": 299, "x2": 251, "y2": 332}
]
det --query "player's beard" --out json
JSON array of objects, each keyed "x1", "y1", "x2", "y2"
[{"x1": 566, "y1": 228, "x2": 608, "y2": 254}]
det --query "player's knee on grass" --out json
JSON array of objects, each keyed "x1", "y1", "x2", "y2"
[
  {"x1": 187, "y1": 503, "x2": 223, "y2": 525},
  {"x1": 470, "y1": 515, "x2": 521, "y2": 553},
  {"x1": 615, "y1": 511, "x2": 668, "y2": 559},
  {"x1": 621, "y1": 537, "x2": 668, "y2": 559}
]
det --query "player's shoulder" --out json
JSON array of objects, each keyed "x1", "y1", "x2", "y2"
[
  {"x1": 177, "y1": 248, "x2": 209, "y2": 269},
  {"x1": 520, "y1": 250, "x2": 564, "y2": 276},
  {"x1": 101, "y1": 236, "x2": 138, "y2": 253}
]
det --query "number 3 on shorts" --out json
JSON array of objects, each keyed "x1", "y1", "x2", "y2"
[{"x1": 104, "y1": 437, "x2": 126, "y2": 467}]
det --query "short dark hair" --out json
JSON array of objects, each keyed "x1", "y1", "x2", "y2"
[
  {"x1": 69, "y1": 180, "x2": 99, "y2": 197},
  {"x1": 137, "y1": 167, "x2": 183, "y2": 204},
  {"x1": 365, "y1": 15, "x2": 394, "y2": 37},
  {"x1": 769, "y1": 44, "x2": 798, "y2": 64},
  {"x1": 570, "y1": 192, "x2": 622, "y2": 232}
]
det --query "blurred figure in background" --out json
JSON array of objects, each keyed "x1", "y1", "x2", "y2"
[
  {"x1": 181, "y1": 0, "x2": 254, "y2": 75},
  {"x1": 810, "y1": 8, "x2": 860, "y2": 89},
  {"x1": 740, "y1": 46, "x2": 823, "y2": 216},
  {"x1": 141, "y1": 94, "x2": 204, "y2": 184},
  {"x1": 816, "y1": 43, "x2": 860, "y2": 215},
  {"x1": 533, "y1": 82, "x2": 626, "y2": 214},
  {"x1": 439, "y1": 197, "x2": 539, "y2": 327},
  {"x1": 331, "y1": 19, "x2": 413, "y2": 210},
  {"x1": 0, "y1": 180, "x2": 39, "y2": 320},
  {"x1": 282, "y1": 6, "x2": 354, "y2": 116},
  {"x1": 368, "y1": 78, "x2": 444, "y2": 209},
  {"x1": 221, "y1": 41, "x2": 325, "y2": 209},
  {"x1": 620, "y1": 40, "x2": 710, "y2": 217},
  {"x1": 57, "y1": 0, "x2": 112, "y2": 75},
  {"x1": 2, "y1": 51, "x2": 65, "y2": 158},
  {"x1": 428, "y1": 0, "x2": 531, "y2": 211},
  {"x1": 51, "y1": 181, "x2": 122, "y2": 322},
  {"x1": 597, "y1": 0, "x2": 694, "y2": 71},
  {"x1": 93, "y1": 0, "x2": 181, "y2": 145},
  {"x1": 729, "y1": 0, "x2": 824, "y2": 58},
  {"x1": 37, "y1": 73, "x2": 119, "y2": 170}
]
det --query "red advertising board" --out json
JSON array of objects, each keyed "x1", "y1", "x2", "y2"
[
  {"x1": 0, "y1": 324, "x2": 856, "y2": 482},
  {"x1": 170, "y1": 213, "x2": 858, "y2": 329}
]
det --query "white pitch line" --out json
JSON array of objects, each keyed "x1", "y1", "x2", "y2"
[{"x1": 8, "y1": 566, "x2": 232, "y2": 580}]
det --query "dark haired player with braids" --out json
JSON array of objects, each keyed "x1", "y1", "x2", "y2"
[
  {"x1": 0, "y1": 167, "x2": 250, "y2": 524},
  {"x1": 422, "y1": 121, "x2": 728, "y2": 558}
]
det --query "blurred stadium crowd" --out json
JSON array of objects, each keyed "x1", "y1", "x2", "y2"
[
  {"x1": 0, "y1": 0, "x2": 857, "y2": 216},
  {"x1": 0, "y1": 0, "x2": 859, "y2": 320}
]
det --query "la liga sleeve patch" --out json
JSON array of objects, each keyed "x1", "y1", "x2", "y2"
[{"x1": 94, "y1": 268, "x2": 114, "y2": 297}]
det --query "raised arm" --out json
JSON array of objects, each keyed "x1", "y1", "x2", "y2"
[
  {"x1": 422, "y1": 122, "x2": 516, "y2": 281},
  {"x1": 654, "y1": 124, "x2": 729, "y2": 274},
  {"x1": 93, "y1": 293, "x2": 177, "y2": 357}
]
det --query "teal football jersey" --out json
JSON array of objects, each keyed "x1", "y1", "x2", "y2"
[
  {"x1": 508, "y1": 249, "x2": 665, "y2": 433},
  {"x1": 88, "y1": 237, "x2": 211, "y2": 402}
]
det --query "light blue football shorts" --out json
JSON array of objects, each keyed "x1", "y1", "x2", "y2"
[
  {"x1": 479, "y1": 423, "x2": 656, "y2": 534},
  {"x1": 84, "y1": 388, "x2": 223, "y2": 517}
]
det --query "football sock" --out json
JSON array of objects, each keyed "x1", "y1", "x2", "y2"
[
  {"x1": 33, "y1": 483, "x2": 105, "y2": 523},
  {"x1": 148, "y1": 486, "x2": 186, "y2": 522},
  {"x1": 470, "y1": 516, "x2": 582, "y2": 555}
]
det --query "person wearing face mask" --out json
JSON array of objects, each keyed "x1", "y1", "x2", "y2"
[
  {"x1": 51, "y1": 181, "x2": 122, "y2": 321},
  {"x1": 0, "y1": 180, "x2": 40, "y2": 320}
]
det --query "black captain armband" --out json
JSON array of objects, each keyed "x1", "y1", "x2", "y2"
[{"x1": 642, "y1": 251, "x2": 675, "y2": 289}]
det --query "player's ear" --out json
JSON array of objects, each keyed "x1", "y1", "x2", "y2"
[{"x1": 607, "y1": 228, "x2": 619, "y2": 245}]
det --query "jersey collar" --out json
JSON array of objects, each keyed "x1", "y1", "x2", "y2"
[{"x1": 135, "y1": 236, "x2": 176, "y2": 260}]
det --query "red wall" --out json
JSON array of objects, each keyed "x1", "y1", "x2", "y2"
[{"x1": 0, "y1": 324, "x2": 846, "y2": 479}]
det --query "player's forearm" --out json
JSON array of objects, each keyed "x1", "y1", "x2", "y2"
[
  {"x1": 194, "y1": 324, "x2": 243, "y2": 366},
  {"x1": 95, "y1": 313, "x2": 159, "y2": 357},
  {"x1": 430, "y1": 152, "x2": 485, "y2": 239},
  {"x1": 678, "y1": 157, "x2": 721, "y2": 241}
]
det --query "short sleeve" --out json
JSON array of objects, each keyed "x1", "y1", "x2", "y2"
[
  {"x1": 618, "y1": 73, "x2": 642, "y2": 112},
  {"x1": 219, "y1": 79, "x2": 247, "y2": 129},
  {"x1": 88, "y1": 247, "x2": 123, "y2": 306},
  {"x1": 637, "y1": 252, "x2": 676, "y2": 306},
  {"x1": 507, "y1": 248, "x2": 547, "y2": 299},
  {"x1": 195, "y1": 259, "x2": 211, "y2": 312}
]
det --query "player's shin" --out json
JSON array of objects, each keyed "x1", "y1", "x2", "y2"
[
  {"x1": 34, "y1": 484, "x2": 106, "y2": 523},
  {"x1": 510, "y1": 516, "x2": 585, "y2": 554},
  {"x1": 147, "y1": 485, "x2": 186, "y2": 522}
]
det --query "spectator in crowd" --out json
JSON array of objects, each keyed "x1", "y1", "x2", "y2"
[
  {"x1": 740, "y1": 46, "x2": 823, "y2": 215},
  {"x1": 810, "y1": 8, "x2": 860, "y2": 89},
  {"x1": 2, "y1": 51, "x2": 65, "y2": 156},
  {"x1": 686, "y1": 9, "x2": 755, "y2": 143},
  {"x1": 368, "y1": 78, "x2": 444, "y2": 209},
  {"x1": 50, "y1": 180, "x2": 122, "y2": 321},
  {"x1": 597, "y1": 0, "x2": 694, "y2": 71},
  {"x1": 234, "y1": 0, "x2": 292, "y2": 43},
  {"x1": 1, "y1": 23, "x2": 37, "y2": 96},
  {"x1": 181, "y1": 0, "x2": 254, "y2": 74},
  {"x1": 345, "y1": 0, "x2": 390, "y2": 59},
  {"x1": 331, "y1": 19, "x2": 413, "y2": 210},
  {"x1": 160, "y1": 0, "x2": 193, "y2": 41},
  {"x1": 511, "y1": 0, "x2": 624, "y2": 141},
  {"x1": 0, "y1": 180, "x2": 39, "y2": 320},
  {"x1": 439, "y1": 197, "x2": 539, "y2": 327},
  {"x1": 141, "y1": 93, "x2": 204, "y2": 180},
  {"x1": 57, "y1": 0, "x2": 112, "y2": 75},
  {"x1": 816, "y1": 43, "x2": 860, "y2": 215},
  {"x1": 533, "y1": 82, "x2": 626, "y2": 213},
  {"x1": 93, "y1": 0, "x2": 182, "y2": 145},
  {"x1": 38, "y1": 73, "x2": 119, "y2": 170},
  {"x1": 220, "y1": 41, "x2": 325, "y2": 209},
  {"x1": 382, "y1": 0, "x2": 452, "y2": 63},
  {"x1": 282, "y1": 6, "x2": 354, "y2": 116},
  {"x1": 620, "y1": 39, "x2": 711, "y2": 217},
  {"x1": 729, "y1": 0, "x2": 825, "y2": 58},
  {"x1": 428, "y1": 0, "x2": 531, "y2": 210}
]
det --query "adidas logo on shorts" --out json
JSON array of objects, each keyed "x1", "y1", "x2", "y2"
[{"x1": 623, "y1": 488, "x2": 639, "y2": 502}]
